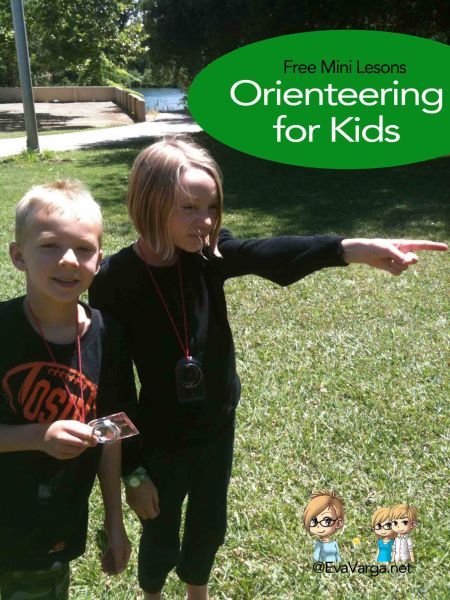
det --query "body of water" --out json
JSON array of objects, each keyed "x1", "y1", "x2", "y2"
[{"x1": 134, "y1": 88, "x2": 185, "y2": 111}]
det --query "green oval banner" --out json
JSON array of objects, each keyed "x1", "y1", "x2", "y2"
[{"x1": 188, "y1": 30, "x2": 449, "y2": 169}]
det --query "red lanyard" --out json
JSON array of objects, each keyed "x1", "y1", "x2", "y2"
[
  {"x1": 26, "y1": 301, "x2": 85, "y2": 423},
  {"x1": 137, "y1": 239, "x2": 191, "y2": 359}
]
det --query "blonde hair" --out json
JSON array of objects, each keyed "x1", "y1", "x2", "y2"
[
  {"x1": 15, "y1": 180, "x2": 102, "y2": 245},
  {"x1": 390, "y1": 503, "x2": 418, "y2": 523},
  {"x1": 303, "y1": 490, "x2": 345, "y2": 531},
  {"x1": 127, "y1": 137, "x2": 223, "y2": 260},
  {"x1": 371, "y1": 507, "x2": 391, "y2": 529},
  {"x1": 371, "y1": 507, "x2": 394, "y2": 539}
]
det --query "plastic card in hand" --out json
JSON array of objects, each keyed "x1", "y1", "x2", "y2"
[{"x1": 88, "y1": 412, "x2": 139, "y2": 444}]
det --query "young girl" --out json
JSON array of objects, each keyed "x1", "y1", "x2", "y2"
[
  {"x1": 371, "y1": 507, "x2": 395, "y2": 563},
  {"x1": 89, "y1": 138, "x2": 446, "y2": 599}
]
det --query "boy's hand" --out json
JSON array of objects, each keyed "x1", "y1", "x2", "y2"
[
  {"x1": 342, "y1": 238, "x2": 447, "y2": 275},
  {"x1": 126, "y1": 478, "x2": 160, "y2": 520},
  {"x1": 40, "y1": 420, "x2": 97, "y2": 460},
  {"x1": 101, "y1": 520, "x2": 131, "y2": 575}
]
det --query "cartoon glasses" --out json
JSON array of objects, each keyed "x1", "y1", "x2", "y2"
[
  {"x1": 310, "y1": 517, "x2": 337, "y2": 528},
  {"x1": 374, "y1": 522, "x2": 392, "y2": 531}
]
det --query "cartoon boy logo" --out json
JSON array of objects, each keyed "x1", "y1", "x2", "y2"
[
  {"x1": 303, "y1": 490, "x2": 344, "y2": 563},
  {"x1": 390, "y1": 503, "x2": 417, "y2": 563},
  {"x1": 371, "y1": 507, "x2": 395, "y2": 563}
]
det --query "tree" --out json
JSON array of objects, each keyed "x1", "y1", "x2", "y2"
[
  {"x1": 0, "y1": 0, "x2": 146, "y2": 87},
  {"x1": 29, "y1": 0, "x2": 145, "y2": 85},
  {"x1": 141, "y1": 0, "x2": 450, "y2": 87},
  {"x1": 0, "y1": 0, "x2": 19, "y2": 86}
]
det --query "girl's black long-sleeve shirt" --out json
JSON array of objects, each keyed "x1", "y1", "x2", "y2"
[{"x1": 88, "y1": 229, "x2": 347, "y2": 454}]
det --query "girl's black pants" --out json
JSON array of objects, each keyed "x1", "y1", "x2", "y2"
[{"x1": 138, "y1": 420, "x2": 235, "y2": 593}]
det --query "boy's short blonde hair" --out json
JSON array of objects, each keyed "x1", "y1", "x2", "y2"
[
  {"x1": 15, "y1": 180, "x2": 102, "y2": 245},
  {"x1": 371, "y1": 507, "x2": 392, "y2": 529},
  {"x1": 303, "y1": 490, "x2": 345, "y2": 531},
  {"x1": 389, "y1": 503, "x2": 418, "y2": 523},
  {"x1": 127, "y1": 137, "x2": 223, "y2": 260}
]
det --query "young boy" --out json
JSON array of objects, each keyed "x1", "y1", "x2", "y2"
[
  {"x1": 0, "y1": 181, "x2": 136, "y2": 599},
  {"x1": 391, "y1": 503, "x2": 418, "y2": 563}
]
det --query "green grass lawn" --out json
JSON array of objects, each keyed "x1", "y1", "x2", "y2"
[{"x1": 0, "y1": 139, "x2": 448, "y2": 599}]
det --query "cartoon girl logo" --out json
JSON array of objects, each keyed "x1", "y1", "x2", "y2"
[
  {"x1": 303, "y1": 490, "x2": 344, "y2": 563},
  {"x1": 371, "y1": 507, "x2": 395, "y2": 563}
]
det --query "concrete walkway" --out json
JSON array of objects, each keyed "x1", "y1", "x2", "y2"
[{"x1": 0, "y1": 112, "x2": 201, "y2": 158}]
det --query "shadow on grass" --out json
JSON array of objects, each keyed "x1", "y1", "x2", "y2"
[
  {"x1": 157, "y1": 115, "x2": 193, "y2": 125},
  {"x1": 75, "y1": 143, "x2": 146, "y2": 220},
  {"x1": 0, "y1": 112, "x2": 100, "y2": 133},
  {"x1": 206, "y1": 137, "x2": 450, "y2": 239},
  {"x1": 76, "y1": 133, "x2": 450, "y2": 239}
]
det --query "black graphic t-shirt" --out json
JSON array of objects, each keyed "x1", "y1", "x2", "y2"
[{"x1": 0, "y1": 297, "x2": 137, "y2": 571}]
